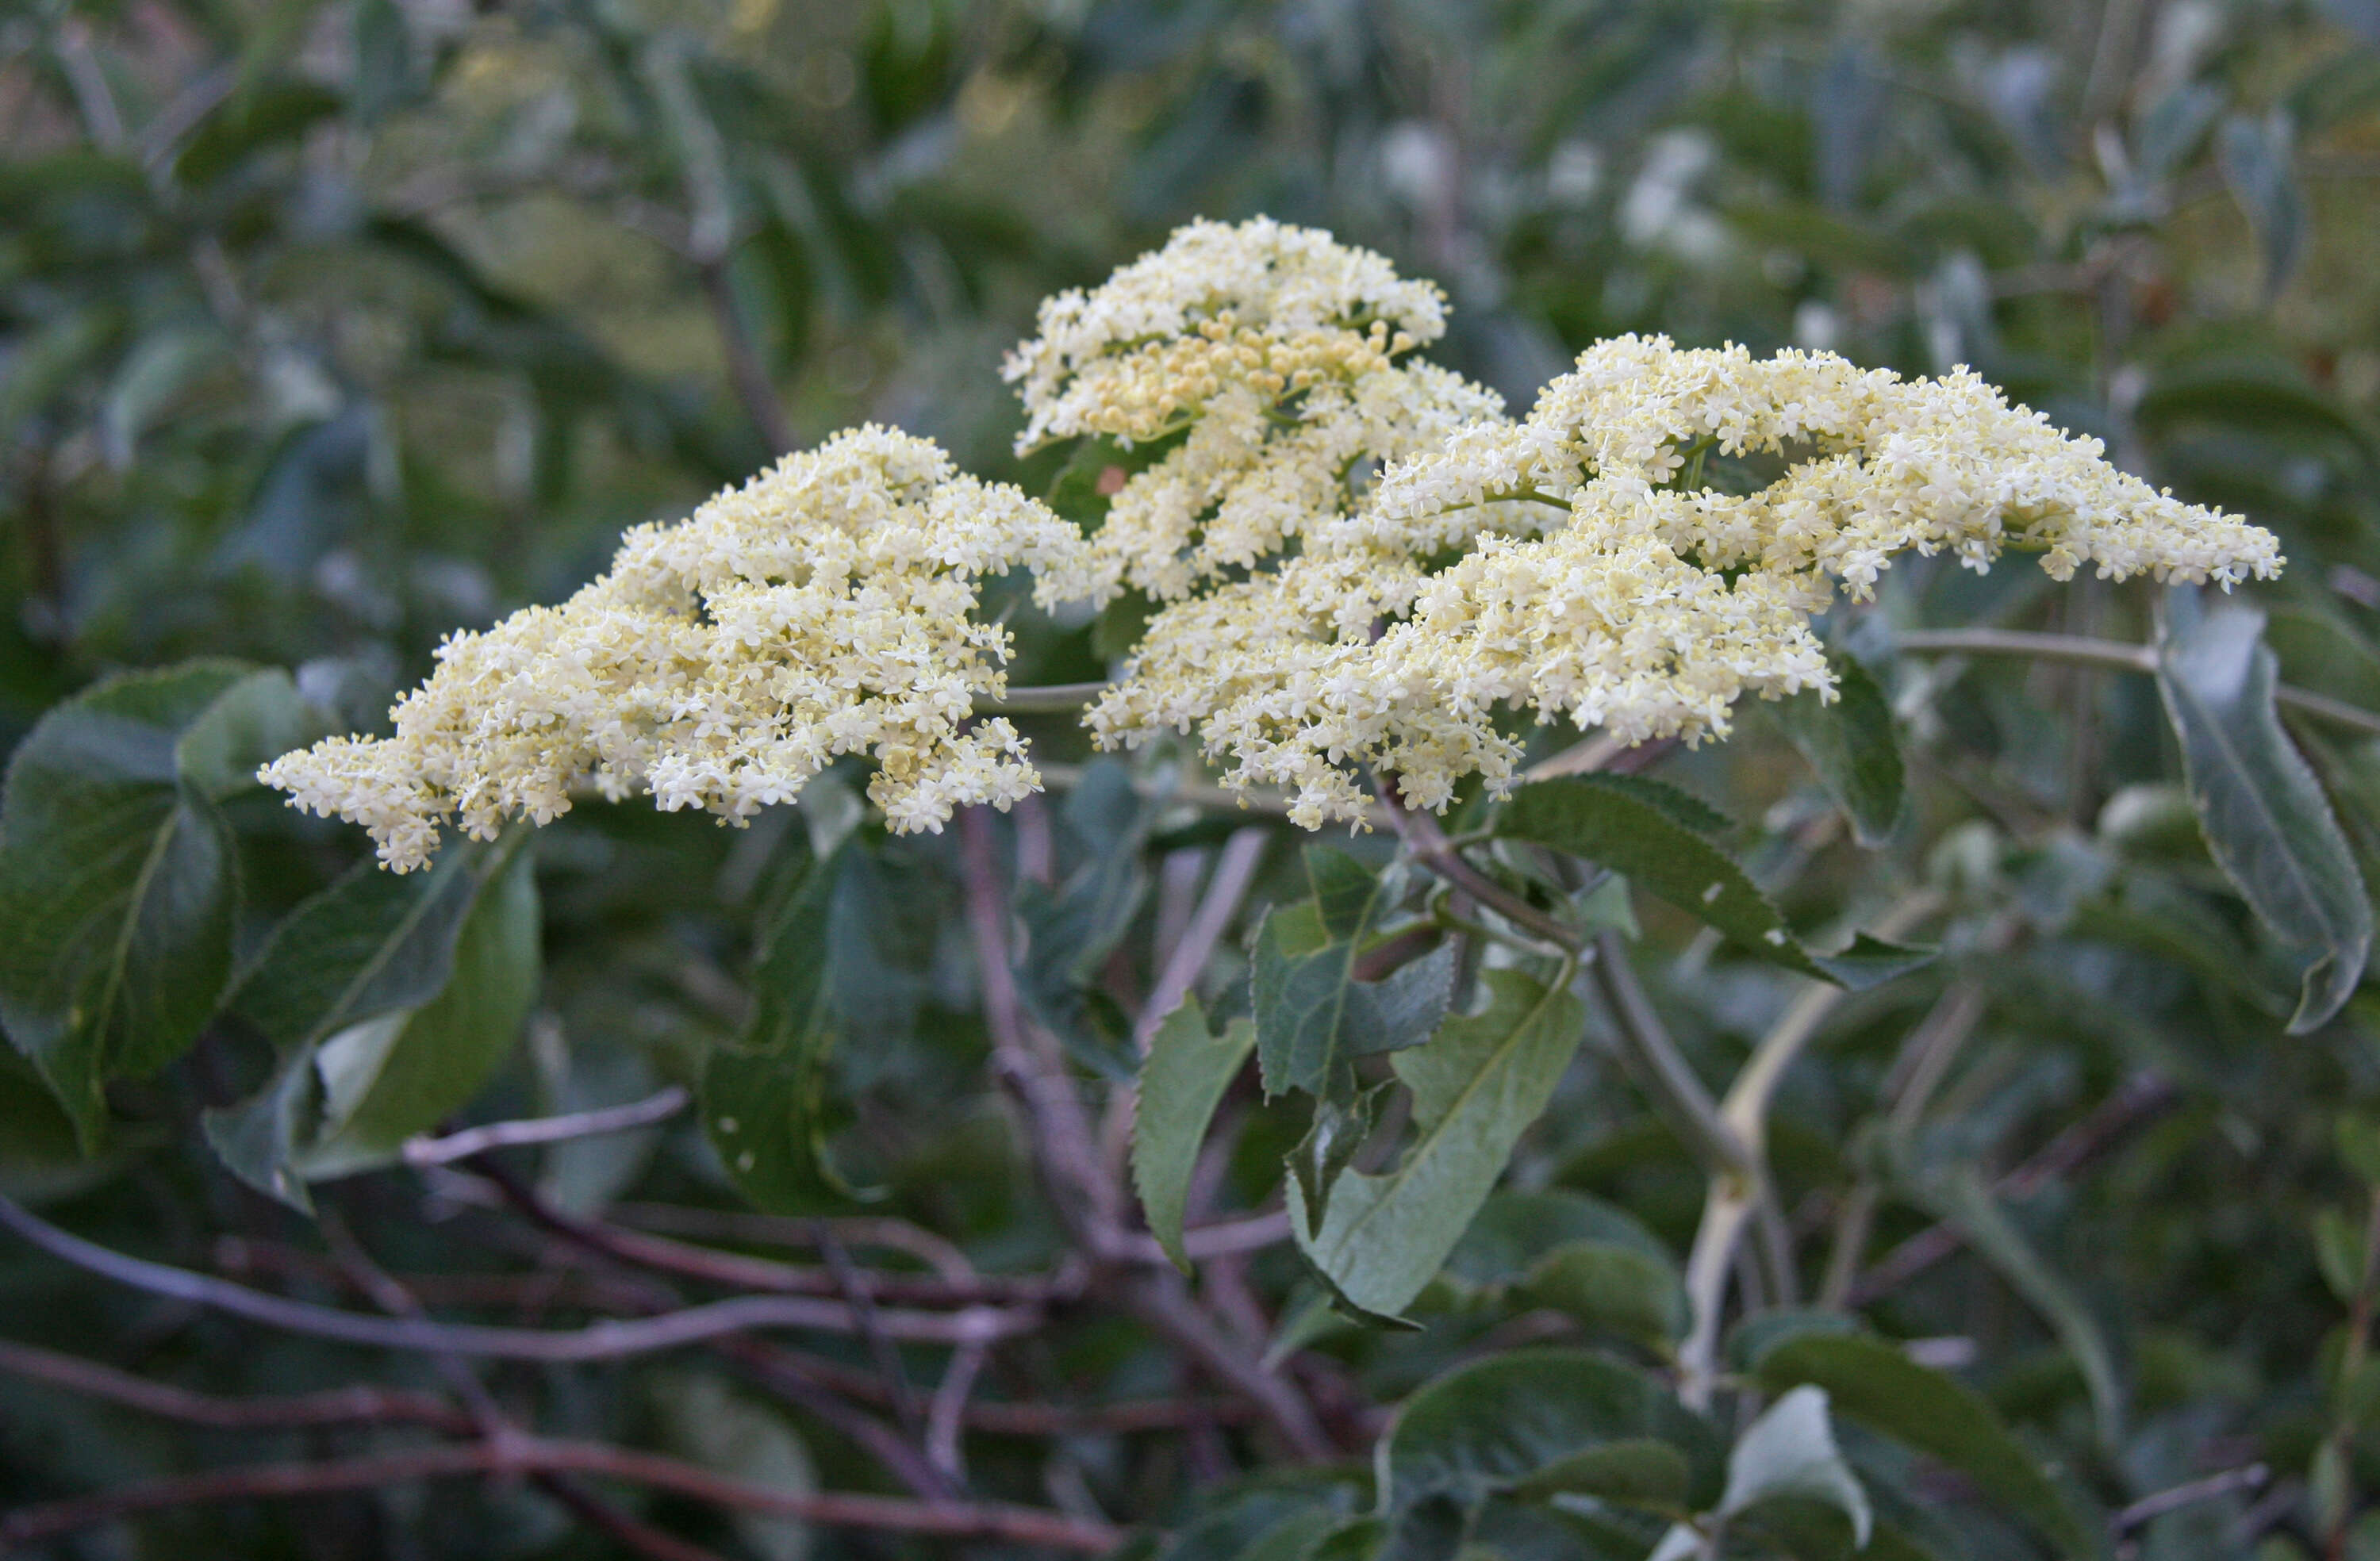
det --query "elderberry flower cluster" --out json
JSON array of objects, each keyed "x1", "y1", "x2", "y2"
[
  {"x1": 263, "y1": 427, "x2": 1092, "y2": 870},
  {"x1": 1004, "y1": 217, "x2": 1530, "y2": 604},
  {"x1": 1370, "y1": 333, "x2": 2286, "y2": 596},
  {"x1": 1077, "y1": 292, "x2": 2280, "y2": 827},
  {"x1": 265, "y1": 219, "x2": 2286, "y2": 863}
]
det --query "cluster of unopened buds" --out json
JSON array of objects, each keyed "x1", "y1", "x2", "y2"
[{"x1": 264, "y1": 217, "x2": 2283, "y2": 865}]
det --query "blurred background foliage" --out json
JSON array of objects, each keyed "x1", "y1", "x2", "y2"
[{"x1": 13, "y1": 0, "x2": 2380, "y2": 1556}]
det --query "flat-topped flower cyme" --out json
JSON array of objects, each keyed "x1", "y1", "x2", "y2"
[
  {"x1": 1371, "y1": 333, "x2": 2286, "y2": 596},
  {"x1": 265, "y1": 221, "x2": 2286, "y2": 866},
  {"x1": 1082, "y1": 332, "x2": 2284, "y2": 827},
  {"x1": 263, "y1": 427, "x2": 1092, "y2": 870}
]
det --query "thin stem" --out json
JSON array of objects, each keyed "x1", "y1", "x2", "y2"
[
  {"x1": 1895, "y1": 627, "x2": 2380, "y2": 740},
  {"x1": 2115, "y1": 1464, "x2": 2270, "y2": 1536},
  {"x1": 1845, "y1": 1071, "x2": 2177, "y2": 1306},
  {"x1": 1673, "y1": 892, "x2": 1943, "y2": 1404},
  {"x1": 1376, "y1": 784, "x2": 1580, "y2": 950},
  {"x1": 956, "y1": 806, "x2": 1331, "y2": 1459},
  {"x1": 0, "y1": 1194, "x2": 1032, "y2": 1358},
  {"x1": 1418, "y1": 485, "x2": 1574, "y2": 520},
  {"x1": 1140, "y1": 827, "x2": 1270, "y2": 1047},
  {"x1": 1105, "y1": 824, "x2": 1271, "y2": 1200},
  {"x1": 958, "y1": 804, "x2": 1120, "y2": 1248},
  {"x1": 404, "y1": 1087, "x2": 689, "y2": 1168},
  {"x1": 1522, "y1": 732, "x2": 1628, "y2": 782},
  {"x1": 1816, "y1": 1184, "x2": 1880, "y2": 1310},
  {"x1": 2324, "y1": 1186, "x2": 2380, "y2": 1557},
  {"x1": 1121, "y1": 1271, "x2": 1334, "y2": 1461},
  {"x1": 813, "y1": 1216, "x2": 929, "y2": 1457},
  {"x1": 324, "y1": 1210, "x2": 712, "y2": 1561},
  {"x1": 0, "y1": 1437, "x2": 1123, "y2": 1553},
  {"x1": 927, "y1": 1338, "x2": 987, "y2": 1484},
  {"x1": 981, "y1": 681, "x2": 1114, "y2": 715},
  {"x1": 429, "y1": 1172, "x2": 1040, "y2": 1302},
  {"x1": 699, "y1": 257, "x2": 797, "y2": 454},
  {"x1": 1676, "y1": 1178, "x2": 1760, "y2": 1413},
  {"x1": 1589, "y1": 932, "x2": 1749, "y2": 1179},
  {"x1": 0, "y1": 1336, "x2": 473, "y2": 1433},
  {"x1": 608, "y1": 1205, "x2": 976, "y2": 1281},
  {"x1": 458, "y1": 1153, "x2": 965, "y2": 1504}
]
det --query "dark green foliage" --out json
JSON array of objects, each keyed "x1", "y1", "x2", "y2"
[
  {"x1": 1496, "y1": 776, "x2": 1933, "y2": 988},
  {"x1": 2157, "y1": 597, "x2": 2372, "y2": 1032},
  {"x1": 1253, "y1": 850, "x2": 1456, "y2": 1099},
  {"x1": 6, "y1": 0, "x2": 2380, "y2": 1555}
]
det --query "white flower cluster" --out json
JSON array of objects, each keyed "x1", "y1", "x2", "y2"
[
  {"x1": 263, "y1": 427, "x2": 1092, "y2": 870},
  {"x1": 1087, "y1": 531, "x2": 1832, "y2": 827},
  {"x1": 1004, "y1": 217, "x2": 1525, "y2": 604},
  {"x1": 267, "y1": 221, "x2": 2288, "y2": 863},
  {"x1": 1084, "y1": 324, "x2": 2282, "y2": 826},
  {"x1": 1372, "y1": 334, "x2": 2286, "y2": 596}
]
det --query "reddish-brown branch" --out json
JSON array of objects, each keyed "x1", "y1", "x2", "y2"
[
  {"x1": 0, "y1": 1195, "x2": 1032, "y2": 1360},
  {"x1": 0, "y1": 1337, "x2": 474, "y2": 1434},
  {"x1": 452, "y1": 1168, "x2": 1050, "y2": 1306},
  {"x1": 319, "y1": 1208, "x2": 724, "y2": 1561},
  {"x1": 456, "y1": 1156, "x2": 962, "y2": 1505},
  {"x1": 1119, "y1": 1273, "x2": 1334, "y2": 1462},
  {"x1": 608, "y1": 1206, "x2": 977, "y2": 1281},
  {"x1": 957, "y1": 805, "x2": 1346, "y2": 1461},
  {"x1": 958, "y1": 804, "x2": 1122, "y2": 1250},
  {"x1": 404, "y1": 1087, "x2": 690, "y2": 1168},
  {"x1": 0, "y1": 1437, "x2": 1125, "y2": 1553},
  {"x1": 536, "y1": 1478, "x2": 732, "y2": 1561},
  {"x1": 1845, "y1": 1072, "x2": 2180, "y2": 1306}
]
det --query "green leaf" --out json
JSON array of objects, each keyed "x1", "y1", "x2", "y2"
[
  {"x1": 1383, "y1": 1348, "x2": 1722, "y2": 1511},
  {"x1": 1016, "y1": 760, "x2": 1152, "y2": 1078},
  {"x1": 1253, "y1": 848, "x2": 1454, "y2": 1099},
  {"x1": 651, "y1": 1371, "x2": 816, "y2": 1561},
  {"x1": 0, "y1": 1045, "x2": 140, "y2": 1204},
  {"x1": 1779, "y1": 652, "x2": 1906, "y2": 847},
  {"x1": 1288, "y1": 970, "x2": 1585, "y2": 1324},
  {"x1": 101, "y1": 322, "x2": 230, "y2": 470},
  {"x1": 1154, "y1": 1475, "x2": 1369, "y2": 1561},
  {"x1": 2317, "y1": 1206, "x2": 2367, "y2": 1304},
  {"x1": 1506, "y1": 1438, "x2": 1691, "y2": 1510},
  {"x1": 1132, "y1": 999, "x2": 1255, "y2": 1273},
  {"x1": 0, "y1": 662, "x2": 265, "y2": 1144},
  {"x1": 2217, "y1": 109, "x2": 2305, "y2": 299},
  {"x1": 1046, "y1": 434, "x2": 1149, "y2": 529},
  {"x1": 2155, "y1": 599, "x2": 2370, "y2": 1033},
  {"x1": 2339, "y1": 1115, "x2": 2380, "y2": 1187},
  {"x1": 1927, "y1": 1167, "x2": 2125, "y2": 1445},
  {"x1": 1445, "y1": 1190, "x2": 1676, "y2": 1290},
  {"x1": 1302, "y1": 1517, "x2": 1389, "y2": 1561},
  {"x1": 173, "y1": 80, "x2": 343, "y2": 188},
  {"x1": 1518, "y1": 1241, "x2": 1690, "y2": 1353},
  {"x1": 203, "y1": 834, "x2": 528, "y2": 1205},
  {"x1": 174, "y1": 668, "x2": 321, "y2": 801},
  {"x1": 1709, "y1": 1386, "x2": 1872, "y2": 1547},
  {"x1": 293, "y1": 843, "x2": 541, "y2": 1179},
  {"x1": 1497, "y1": 777, "x2": 1931, "y2": 990},
  {"x1": 1239, "y1": 1509, "x2": 1346, "y2": 1561},
  {"x1": 1752, "y1": 1332, "x2": 2091, "y2": 1556},
  {"x1": 705, "y1": 829, "x2": 871, "y2": 1210},
  {"x1": 1285, "y1": 1083, "x2": 1384, "y2": 1241},
  {"x1": 206, "y1": 836, "x2": 513, "y2": 1189}
]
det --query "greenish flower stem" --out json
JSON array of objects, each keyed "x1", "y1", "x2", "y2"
[
  {"x1": 1673, "y1": 889, "x2": 1944, "y2": 1408},
  {"x1": 1895, "y1": 627, "x2": 2380, "y2": 740}
]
